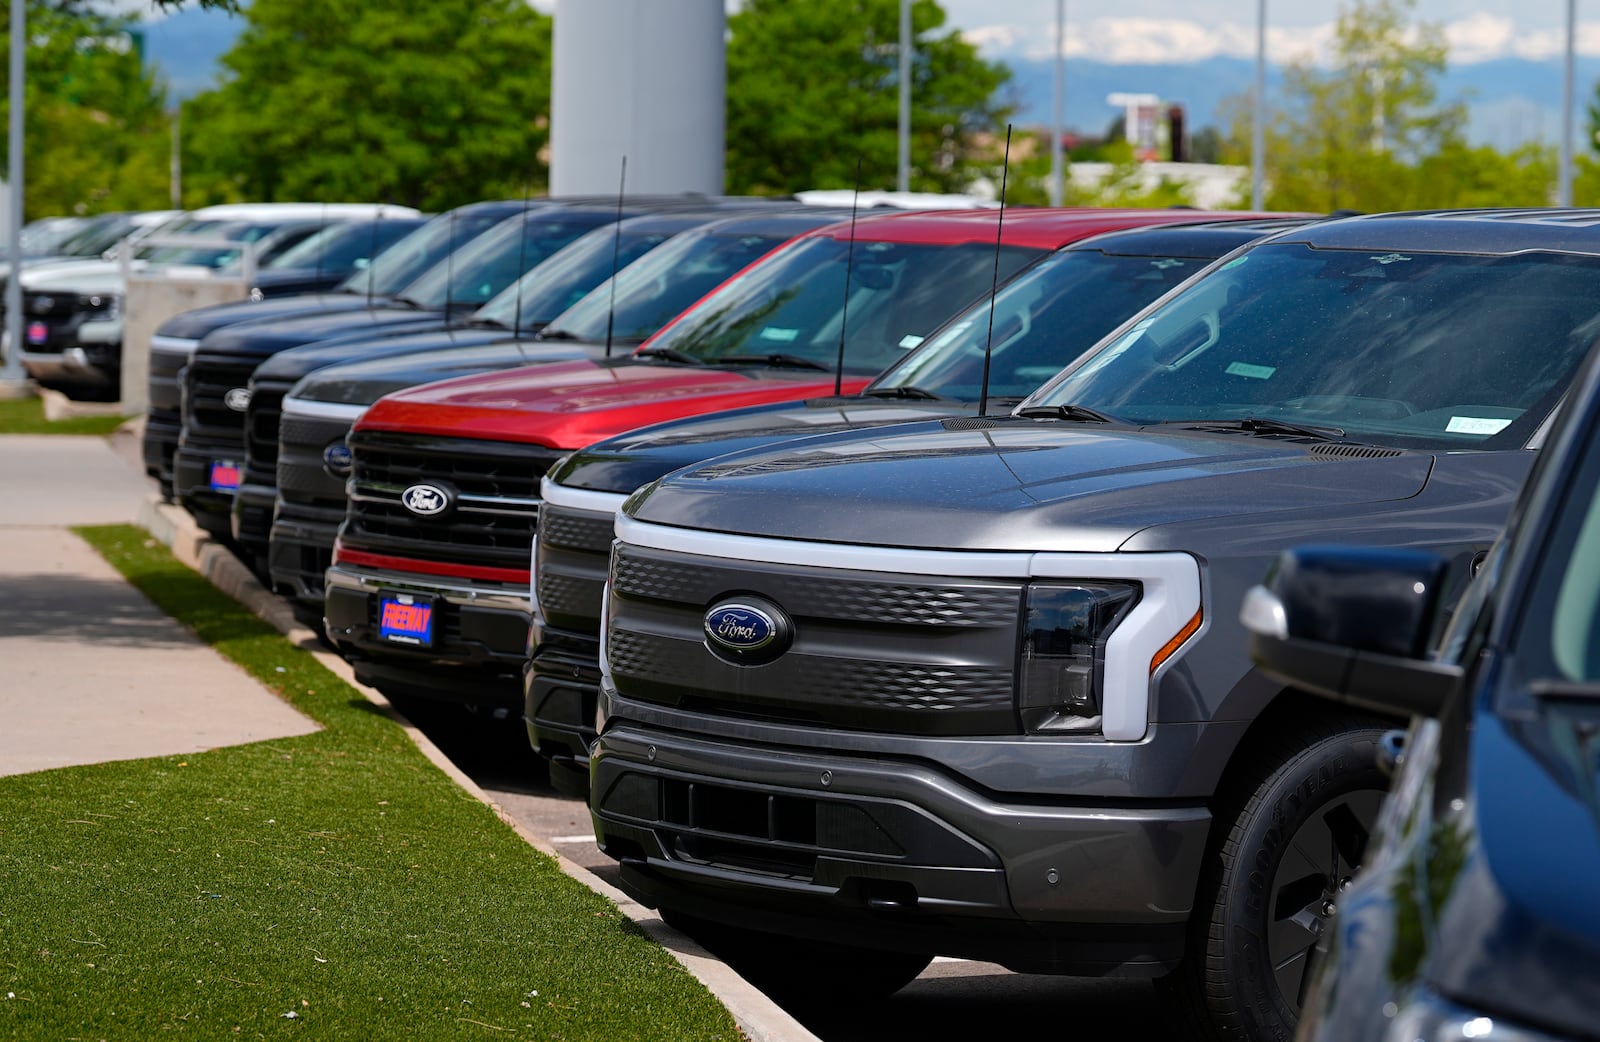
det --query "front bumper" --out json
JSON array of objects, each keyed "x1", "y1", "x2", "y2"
[
  {"x1": 174, "y1": 443, "x2": 242, "y2": 541},
  {"x1": 525, "y1": 627, "x2": 602, "y2": 767},
  {"x1": 230, "y1": 481, "x2": 276, "y2": 561},
  {"x1": 323, "y1": 563, "x2": 532, "y2": 709},
  {"x1": 591, "y1": 719, "x2": 1211, "y2": 976},
  {"x1": 267, "y1": 502, "x2": 343, "y2": 606}
]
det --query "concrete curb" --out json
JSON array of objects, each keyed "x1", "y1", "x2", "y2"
[{"x1": 134, "y1": 493, "x2": 821, "y2": 1042}]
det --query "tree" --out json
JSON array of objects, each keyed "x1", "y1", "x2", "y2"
[
  {"x1": 0, "y1": 2, "x2": 180, "y2": 218},
  {"x1": 724, "y1": 0, "x2": 1010, "y2": 195},
  {"x1": 180, "y1": 0, "x2": 551, "y2": 209},
  {"x1": 1243, "y1": 0, "x2": 1468, "y2": 212}
]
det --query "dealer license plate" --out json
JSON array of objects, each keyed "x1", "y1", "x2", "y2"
[
  {"x1": 378, "y1": 592, "x2": 435, "y2": 647},
  {"x1": 25, "y1": 322, "x2": 47, "y2": 346},
  {"x1": 209, "y1": 460, "x2": 241, "y2": 492}
]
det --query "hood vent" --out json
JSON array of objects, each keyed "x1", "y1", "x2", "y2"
[
  {"x1": 941, "y1": 417, "x2": 1009, "y2": 432},
  {"x1": 1308, "y1": 443, "x2": 1406, "y2": 460}
]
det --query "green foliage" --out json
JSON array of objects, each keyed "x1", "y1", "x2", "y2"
[
  {"x1": 0, "y1": 3, "x2": 175, "y2": 218},
  {"x1": 0, "y1": 396, "x2": 127, "y2": 435},
  {"x1": 180, "y1": 0, "x2": 551, "y2": 209},
  {"x1": 1248, "y1": 0, "x2": 1479, "y2": 212},
  {"x1": 725, "y1": 0, "x2": 1010, "y2": 195},
  {"x1": 0, "y1": 524, "x2": 745, "y2": 1041},
  {"x1": 1006, "y1": 134, "x2": 1198, "y2": 207}
]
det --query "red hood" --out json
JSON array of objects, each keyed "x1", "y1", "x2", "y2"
[{"x1": 356, "y1": 358, "x2": 872, "y2": 448}]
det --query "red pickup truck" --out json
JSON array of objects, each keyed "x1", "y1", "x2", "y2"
[{"x1": 322, "y1": 207, "x2": 1257, "y2": 713}]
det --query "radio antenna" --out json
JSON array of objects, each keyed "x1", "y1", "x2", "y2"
[
  {"x1": 605, "y1": 155, "x2": 628, "y2": 358},
  {"x1": 978, "y1": 125, "x2": 1013, "y2": 418},
  {"x1": 833, "y1": 158, "x2": 862, "y2": 398},
  {"x1": 364, "y1": 210, "x2": 380, "y2": 309},
  {"x1": 512, "y1": 176, "x2": 535, "y2": 336},
  {"x1": 314, "y1": 200, "x2": 326, "y2": 289},
  {"x1": 443, "y1": 209, "x2": 458, "y2": 320}
]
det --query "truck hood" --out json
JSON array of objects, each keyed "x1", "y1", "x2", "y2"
[
  {"x1": 253, "y1": 325, "x2": 526, "y2": 384},
  {"x1": 357, "y1": 357, "x2": 873, "y2": 449},
  {"x1": 22, "y1": 261, "x2": 124, "y2": 295},
  {"x1": 196, "y1": 305, "x2": 456, "y2": 357},
  {"x1": 627, "y1": 417, "x2": 1435, "y2": 552},
  {"x1": 155, "y1": 292, "x2": 379, "y2": 340},
  {"x1": 553, "y1": 397, "x2": 974, "y2": 494},
  {"x1": 290, "y1": 341, "x2": 565, "y2": 407}
]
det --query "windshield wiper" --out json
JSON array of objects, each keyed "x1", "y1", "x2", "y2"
[
  {"x1": 1165, "y1": 417, "x2": 1346, "y2": 440},
  {"x1": 389, "y1": 295, "x2": 427, "y2": 310},
  {"x1": 1015, "y1": 403, "x2": 1127, "y2": 424},
  {"x1": 863, "y1": 385, "x2": 949, "y2": 401},
  {"x1": 633, "y1": 346, "x2": 704, "y2": 365},
  {"x1": 716, "y1": 353, "x2": 832, "y2": 371},
  {"x1": 536, "y1": 328, "x2": 582, "y2": 341}
]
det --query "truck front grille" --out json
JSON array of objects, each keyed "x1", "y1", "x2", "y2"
[
  {"x1": 342, "y1": 430, "x2": 563, "y2": 573},
  {"x1": 183, "y1": 356, "x2": 257, "y2": 450},
  {"x1": 605, "y1": 544, "x2": 1025, "y2": 735}
]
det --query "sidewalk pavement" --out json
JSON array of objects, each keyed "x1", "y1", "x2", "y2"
[
  {"x1": 0, "y1": 434, "x2": 320, "y2": 775},
  {"x1": 0, "y1": 422, "x2": 819, "y2": 1042}
]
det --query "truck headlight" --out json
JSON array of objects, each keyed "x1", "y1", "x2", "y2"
[
  {"x1": 76, "y1": 293, "x2": 121, "y2": 319},
  {"x1": 1017, "y1": 581, "x2": 1139, "y2": 733}
]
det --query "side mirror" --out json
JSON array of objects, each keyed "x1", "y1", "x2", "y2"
[{"x1": 1241, "y1": 545, "x2": 1464, "y2": 718}]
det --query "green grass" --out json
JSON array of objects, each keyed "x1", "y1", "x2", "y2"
[
  {"x1": 0, "y1": 396, "x2": 127, "y2": 436},
  {"x1": 0, "y1": 525, "x2": 742, "y2": 1041}
]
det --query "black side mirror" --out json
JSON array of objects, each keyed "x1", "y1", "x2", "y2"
[{"x1": 1241, "y1": 545, "x2": 1464, "y2": 718}]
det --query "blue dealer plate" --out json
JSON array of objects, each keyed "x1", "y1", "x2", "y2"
[{"x1": 378, "y1": 592, "x2": 435, "y2": 647}]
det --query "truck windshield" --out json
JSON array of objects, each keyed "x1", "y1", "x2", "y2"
[
  {"x1": 398, "y1": 212, "x2": 614, "y2": 311},
  {"x1": 872, "y1": 245, "x2": 1213, "y2": 401},
  {"x1": 475, "y1": 227, "x2": 675, "y2": 332},
  {"x1": 1025, "y1": 243, "x2": 1600, "y2": 450},
  {"x1": 637, "y1": 235, "x2": 1041, "y2": 375},
  {"x1": 540, "y1": 227, "x2": 792, "y2": 344}
]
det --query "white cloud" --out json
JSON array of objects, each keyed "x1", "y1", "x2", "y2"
[{"x1": 961, "y1": 14, "x2": 1600, "y2": 66}]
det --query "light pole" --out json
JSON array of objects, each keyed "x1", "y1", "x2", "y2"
[
  {"x1": 1560, "y1": 0, "x2": 1576, "y2": 206},
  {"x1": 898, "y1": 0, "x2": 911, "y2": 193},
  {"x1": 1050, "y1": 0, "x2": 1064, "y2": 206},
  {"x1": 1251, "y1": 0, "x2": 1266, "y2": 210},
  {"x1": 3, "y1": 0, "x2": 25, "y2": 387}
]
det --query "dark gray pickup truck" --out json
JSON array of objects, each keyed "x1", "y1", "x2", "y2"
[{"x1": 587, "y1": 210, "x2": 1600, "y2": 1042}]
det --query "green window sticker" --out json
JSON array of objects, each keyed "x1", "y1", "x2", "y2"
[
  {"x1": 1225, "y1": 361, "x2": 1277, "y2": 380},
  {"x1": 759, "y1": 327, "x2": 800, "y2": 343}
]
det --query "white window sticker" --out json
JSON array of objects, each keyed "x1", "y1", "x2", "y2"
[
  {"x1": 1446, "y1": 416, "x2": 1513, "y2": 435},
  {"x1": 1225, "y1": 361, "x2": 1277, "y2": 380},
  {"x1": 898, "y1": 334, "x2": 925, "y2": 349},
  {"x1": 759, "y1": 327, "x2": 799, "y2": 343}
]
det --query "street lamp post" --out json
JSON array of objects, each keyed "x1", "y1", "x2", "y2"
[
  {"x1": 1560, "y1": 0, "x2": 1576, "y2": 206},
  {"x1": 3, "y1": 0, "x2": 25, "y2": 387},
  {"x1": 1050, "y1": 0, "x2": 1064, "y2": 206},
  {"x1": 898, "y1": 0, "x2": 911, "y2": 193},
  {"x1": 1252, "y1": 0, "x2": 1266, "y2": 210}
]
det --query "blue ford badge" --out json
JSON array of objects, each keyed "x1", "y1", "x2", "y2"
[
  {"x1": 703, "y1": 599, "x2": 794, "y2": 664},
  {"x1": 401, "y1": 482, "x2": 453, "y2": 517},
  {"x1": 322, "y1": 442, "x2": 353, "y2": 478}
]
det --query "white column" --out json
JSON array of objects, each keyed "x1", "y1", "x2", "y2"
[{"x1": 550, "y1": 0, "x2": 726, "y2": 196}]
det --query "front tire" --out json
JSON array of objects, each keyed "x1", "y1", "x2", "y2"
[{"x1": 1161, "y1": 713, "x2": 1389, "y2": 1042}]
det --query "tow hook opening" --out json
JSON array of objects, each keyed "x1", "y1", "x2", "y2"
[{"x1": 850, "y1": 879, "x2": 918, "y2": 912}]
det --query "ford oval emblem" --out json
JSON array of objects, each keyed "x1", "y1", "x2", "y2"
[
  {"x1": 30, "y1": 295, "x2": 53, "y2": 314},
  {"x1": 224, "y1": 387, "x2": 252, "y2": 412},
  {"x1": 322, "y1": 442, "x2": 353, "y2": 478},
  {"x1": 401, "y1": 482, "x2": 453, "y2": 517},
  {"x1": 703, "y1": 597, "x2": 792, "y2": 664}
]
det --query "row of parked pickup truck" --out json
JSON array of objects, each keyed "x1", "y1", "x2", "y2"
[{"x1": 145, "y1": 194, "x2": 1600, "y2": 1042}]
